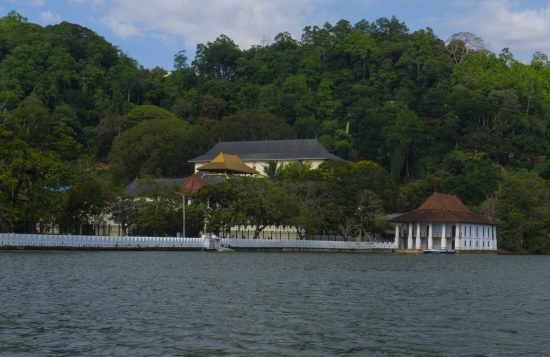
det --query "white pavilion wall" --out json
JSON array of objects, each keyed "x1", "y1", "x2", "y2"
[
  {"x1": 458, "y1": 223, "x2": 497, "y2": 251},
  {"x1": 399, "y1": 222, "x2": 497, "y2": 251}
]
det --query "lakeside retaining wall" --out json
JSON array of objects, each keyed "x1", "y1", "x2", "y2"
[{"x1": 0, "y1": 234, "x2": 396, "y2": 251}]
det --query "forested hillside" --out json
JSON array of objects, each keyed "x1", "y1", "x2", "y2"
[{"x1": 1, "y1": 11, "x2": 549, "y2": 252}]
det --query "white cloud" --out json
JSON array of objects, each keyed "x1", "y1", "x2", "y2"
[
  {"x1": 39, "y1": 10, "x2": 61, "y2": 24},
  {"x1": 92, "y1": 0, "x2": 318, "y2": 50},
  {"x1": 104, "y1": 19, "x2": 139, "y2": 38},
  {"x1": 448, "y1": 0, "x2": 550, "y2": 57}
]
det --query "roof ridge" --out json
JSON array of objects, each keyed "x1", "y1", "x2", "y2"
[
  {"x1": 188, "y1": 138, "x2": 343, "y2": 163},
  {"x1": 214, "y1": 138, "x2": 317, "y2": 144}
]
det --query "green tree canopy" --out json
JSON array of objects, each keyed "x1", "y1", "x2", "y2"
[
  {"x1": 108, "y1": 119, "x2": 210, "y2": 183},
  {"x1": 124, "y1": 104, "x2": 179, "y2": 127},
  {"x1": 211, "y1": 109, "x2": 296, "y2": 141},
  {"x1": 496, "y1": 170, "x2": 550, "y2": 253}
]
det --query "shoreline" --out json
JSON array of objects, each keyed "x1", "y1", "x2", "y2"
[{"x1": 0, "y1": 246, "x2": 501, "y2": 254}]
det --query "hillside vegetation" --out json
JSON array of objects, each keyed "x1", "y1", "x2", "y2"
[{"x1": 1, "y1": 12, "x2": 549, "y2": 252}]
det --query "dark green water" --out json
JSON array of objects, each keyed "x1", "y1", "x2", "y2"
[{"x1": 0, "y1": 252, "x2": 549, "y2": 356}]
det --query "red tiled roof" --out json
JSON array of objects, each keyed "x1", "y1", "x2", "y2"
[
  {"x1": 392, "y1": 192, "x2": 494, "y2": 225},
  {"x1": 181, "y1": 174, "x2": 203, "y2": 194},
  {"x1": 418, "y1": 192, "x2": 470, "y2": 212}
]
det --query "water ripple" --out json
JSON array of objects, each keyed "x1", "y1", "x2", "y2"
[{"x1": 1, "y1": 252, "x2": 550, "y2": 356}]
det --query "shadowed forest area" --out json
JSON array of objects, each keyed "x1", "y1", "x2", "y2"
[{"x1": 1, "y1": 11, "x2": 549, "y2": 252}]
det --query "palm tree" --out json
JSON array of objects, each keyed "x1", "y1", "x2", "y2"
[{"x1": 263, "y1": 161, "x2": 280, "y2": 179}]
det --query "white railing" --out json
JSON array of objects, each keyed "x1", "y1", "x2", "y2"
[
  {"x1": 221, "y1": 238, "x2": 396, "y2": 250},
  {"x1": 0, "y1": 234, "x2": 396, "y2": 250},
  {"x1": 0, "y1": 233, "x2": 206, "y2": 249}
]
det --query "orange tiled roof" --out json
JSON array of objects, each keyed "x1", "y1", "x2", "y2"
[{"x1": 392, "y1": 192, "x2": 494, "y2": 225}]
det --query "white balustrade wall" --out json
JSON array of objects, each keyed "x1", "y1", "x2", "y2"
[
  {"x1": 221, "y1": 238, "x2": 396, "y2": 250},
  {"x1": 0, "y1": 234, "x2": 397, "y2": 250},
  {"x1": 0, "y1": 233, "x2": 206, "y2": 249}
]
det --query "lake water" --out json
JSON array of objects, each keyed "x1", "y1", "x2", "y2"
[{"x1": 1, "y1": 252, "x2": 549, "y2": 356}]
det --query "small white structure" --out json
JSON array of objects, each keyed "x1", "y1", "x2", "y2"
[{"x1": 392, "y1": 192, "x2": 497, "y2": 251}]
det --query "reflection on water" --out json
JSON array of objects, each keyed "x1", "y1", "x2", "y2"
[{"x1": 1, "y1": 252, "x2": 549, "y2": 356}]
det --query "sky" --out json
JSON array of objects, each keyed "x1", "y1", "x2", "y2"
[{"x1": 3, "y1": 0, "x2": 550, "y2": 69}]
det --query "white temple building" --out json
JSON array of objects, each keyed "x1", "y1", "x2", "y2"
[{"x1": 392, "y1": 192, "x2": 497, "y2": 251}]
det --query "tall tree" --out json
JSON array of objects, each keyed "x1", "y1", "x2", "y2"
[{"x1": 108, "y1": 119, "x2": 210, "y2": 183}]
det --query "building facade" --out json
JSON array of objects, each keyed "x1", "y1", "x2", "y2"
[
  {"x1": 392, "y1": 192, "x2": 497, "y2": 251},
  {"x1": 189, "y1": 139, "x2": 343, "y2": 174}
]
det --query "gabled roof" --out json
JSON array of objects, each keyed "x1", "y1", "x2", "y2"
[
  {"x1": 392, "y1": 192, "x2": 495, "y2": 225},
  {"x1": 189, "y1": 139, "x2": 343, "y2": 163},
  {"x1": 197, "y1": 152, "x2": 260, "y2": 175}
]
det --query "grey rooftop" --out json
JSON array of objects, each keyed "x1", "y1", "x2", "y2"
[
  {"x1": 123, "y1": 172, "x2": 226, "y2": 195},
  {"x1": 189, "y1": 139, "x2": 343, "y2": 163},
  {"x1": 124, "y1": 178, "x2": 186, "y2": 195}
]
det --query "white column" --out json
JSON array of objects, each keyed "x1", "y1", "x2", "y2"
[
  {"x1": 427, "y1": 223, "x2": 433, "y2": 249},
  {"x1": 441, "y1": 223, "x2": 447, "y2": 249},
  {"x1": 455, "y1": 223, "x2": 460, "y2": 250},
  {"x1": 407, "y1": 223, "x2": 413, "y2": 250},
  {"x1": 482, "y1": 226, "x2": 491, "y2": 250},
  {"x1": 467, "y1": 225, "x2": 471, "y2": 249},
  {"x1": 394, "y1": 224, "x2": 400, "y2": 248},
  {"x1": 468, "y1": 224, "x2": 476, "y2": 250},
  {"x1": 493, "y1": 226, "x2": 497, "y2": 250},
  {"x1": 474, "y1": 225, "x2": 477, "y2": 250},
  {"x1": 415, "y1": 223, "x2": 421, "y2": 249}
]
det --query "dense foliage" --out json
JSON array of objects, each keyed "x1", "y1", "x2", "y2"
[{"x1": 1, "y1": 12, "x2": 549, "y2": 252}]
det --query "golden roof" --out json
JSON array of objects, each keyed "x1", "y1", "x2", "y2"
[{"x1": 197, "y1": 152, "x2": 260, "y2": 175}]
